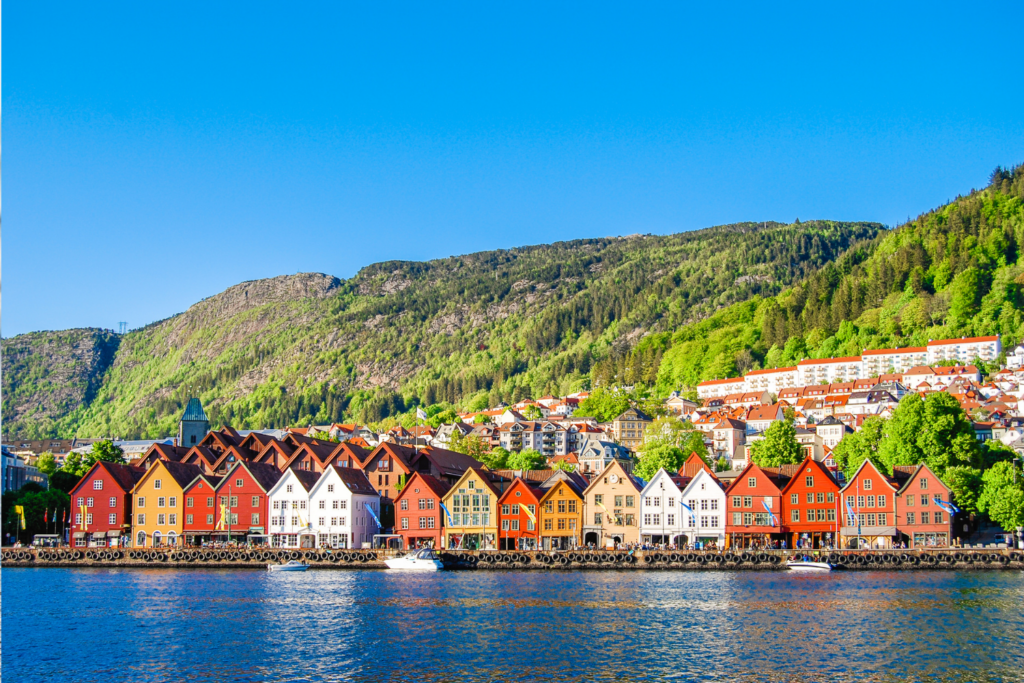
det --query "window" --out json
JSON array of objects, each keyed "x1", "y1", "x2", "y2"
[
  {"x1": 877, "y1": 495, "x2": 886, "y2": 508},
  {"x1": 327, "y1": 484, "x2": 334, "y2": 493},
  {"x1": 154, "y1": 479, "x2": 162, "y2": 490},
  {"x1": 920, "y1": 478, "x2": 928, "y2": 490},
  {"x1": 905, "y1": 494, "x2": 914, "y2": 506},
  {"x1": 93, "y1": 479, "x2": 103, "y2": 490},
  {"x1": 187, "y1": 497, "x2": 194, "y2": 508},
  {"x1": 137, "y1": 514, "x2": 145, "y2": 525},
  {"x1": 906, "y1": 512, "x2": 916, "y2": 524},
  {"x1": 791, "y1": 510, "x2": 800, "y2": 522},
  {"x1": 826, "y1": 509, "x2": 835, "y2": 522},
  {"x1": 877, "y1": 513, "x2": 887, "y2": 525},
  {"x1": 186, "y1": 514, "x2": 194, "y2": 525},
  {"x1": 920, "y1": 494, "x2": 929, "y2": 506},
  {"x1": 207, "y1": 497, "x2": 214, "y2": 507},
  {"x1": 920, "y1": 512, "x2": 930, "y2": 524},
  {"x1": 236, "y1": 479, "x2": 244, "y2": 488},
  {"x1": 626, "y1": 496, "x2": 635, "y2": 508},
  {"x1": 624, "y1": 514, "x2": 635, "y2": 526},
  {"x1": 732, "y1": 496, "x2": 741, "y2": 508},
  {"x1": 866, "y1": 514, "x2": 876, "y2": 526},
  {"x1": 595, "y1": 513, "x2": 603, "y2": 525},
  {"x1": 300, "y1": 501, "x2": 306, "y2": 509},
  {"x1": 827, "y1": 492, "x2": 835, "y2": 502},
  {"x1": 934, "y1": 511, "x2": 943, "y2": 524},
  {"x1": 862, "y1": 479, "x2": 872, "y2": 490},
  {"x1": 791, "y1": 494, "x2": 799, "y2": 504},
  {"x1": 252, "y1": 496, "x2": 260, "y2": 507},
  {"x1": 108, "y1": 513, "x2": 117, "y2": 524},
  {"x1": 743, "y1": 512, "x2": 753, "y2": 525},
  {"x1": 206, "y1": 514, "x2": 214, "y2": 524},
  {"x1": 806, "y1": 510, "x2": 816, "y2": 522},
  {"x1": 743, "y1": 496, "x2": 753, "y2": 508},
  {"x1": 567, "y1": 500, "x2": 577, "y2": 513},
  {"x1": 816, "y1": 492, "x2": 825, "y2": 504},
  {"x1": 805, "y1": 476, "x2": 814, "y2": 488},
  {"x1": 544, "y1": 519, "x2": 553, "y2": 531},
  {"x1": 747, "y1": 477, "x2": 757, "y2": 488},
  {"x1": 866, "y1": 496, "x2": 875, "y2": 508},
  {"x1": 286, "y1": 485, "x2": 293, "y2": 493},
  {"x1": 229, "y1": 496, "x2": 236, "y2": 507},
  {"x1": 87, "y1": 497, "x2": 94, "y2": 507},
  {"x1": 857, "y1": 496, "x2": 865, "y2": 508},
  {"x1": 158, "y1": 514, "x2": 166, "y2": 525},
  {"x1": 169, "y1": 514, "x2": 177, "y2": 525},
  {"x1": 251, "y1": 513, "x2": 260, "y2": 525},
  {"x1": 614, "y1": 495, "x2": 624, "y2": 507},
  {"x1": 651, "y1": 514, "x2": 661, "y2": 525},
  {"x1": 594, "y1": 494, "x2": 603, "y2": 507},
  {"x1": 806, "y1": 492, "x2": 814, "y2": 504},
  {"x1": 667, "y1": 514, "x2": 675, "y2": 526},
  {"x1": 157, "y1": 497, "x2": 166, "y2": 508},
  {"x1": 732, "y1": 512, "x2": 742, "y2": 525}
]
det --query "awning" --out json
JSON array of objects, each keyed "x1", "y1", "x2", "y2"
[
  {"x1": 841, "y1": 526, "x2": 898, "y2": 536},
  {"x1": 107, "y1": 530, "x2": 121, "y2": 537},
  {"x1": 73, "y1": 532, "x2": 87, "y2": 538},
  {"x1": 92, "y1": 531, "x2": 108, "y2": 538}
]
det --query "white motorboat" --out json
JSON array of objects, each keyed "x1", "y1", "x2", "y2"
[
  {"x1": 385, "y1": 548, "x2": 444, "y2": 571},
  {"x1": 268, "y1": 559, "x2": 309, "y2": 572},
  {"x1": 786, "y1": 559, "x2": 833, "y2": 572}
]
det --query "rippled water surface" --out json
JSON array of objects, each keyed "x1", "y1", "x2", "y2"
[{"x1": 4, "y1": 568, "x2": 1024, "y2": 682}]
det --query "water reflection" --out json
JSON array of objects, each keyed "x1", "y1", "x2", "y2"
[{"x1": 4, "y1": 568, "x2": 1023, "y2": 682}]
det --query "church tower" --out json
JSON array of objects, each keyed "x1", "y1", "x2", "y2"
[{"x1": 178, "y1": 397, "x2": 210, "y2": 447}]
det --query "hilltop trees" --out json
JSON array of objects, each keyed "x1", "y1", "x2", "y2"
[{"x1": 749, "y1": 420, "x2": 803, "y2": 468}]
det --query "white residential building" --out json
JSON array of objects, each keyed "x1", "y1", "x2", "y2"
[
  {"x1": 696, "y1": 377, "x2": 745, "y2": 400},
  {"x1": 679, "y1": 469, "x2": 727, "y2": 548},
  {"x1": 267, "y1": 469, "x2": 320, "y2": 548},
  {"x1": 861, "y1": 347, "x2": 928, "y2": 376},
  {"x1": 743, "y1": 367, "x2": 799, "y2": 396},
  {"x1": 308, "y1": 466, "x2": 381, "y2": 550},
  {"x1": 926, "y1": 335, "x2": 1000, "y2": 365},
  {"x1": 639, "y1": 469, "x2": 688, "y2": 546},
  {"x1": 797, "y1": 357, "x2": 863, "y2": 386}
]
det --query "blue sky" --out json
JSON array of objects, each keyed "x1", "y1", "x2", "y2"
[{"x1": 6, "y1": 2, "x2": 1023, "y2": 336}]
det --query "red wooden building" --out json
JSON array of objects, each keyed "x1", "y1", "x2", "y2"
[
  {"x1": 778, "y1": 456, "x2": 840, "y2": 549},
  {"x1": 724, "y1": 462, "x2": 796, "y2": 549},
  {"x1": 214, "y1": 461, "x2": 283, "y2": 543},
  {"x1": 894, "y1": 463, "x2": 954, "y2": 548},
  {"x1": 839, "y1": 459, "x2": 907, "y2": 549},
  {"x1": 70, "y1": 461, "x2": 146, "y2": 547},
  {"x1": 182, "y1": 473, "x2": 225, "y2": 544},
  {"x1": 393, "y1": 472, "x2": 450, "y2": 549},
  {"x1": 497, "y1": 478, "x2": 543, "y2": 550}
]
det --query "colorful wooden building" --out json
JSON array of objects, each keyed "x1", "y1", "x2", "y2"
[
  {"x1": 537, "y1": 472, "x2": 584, "y2": 550},
  {"x1": 778, "y1": 456, "x2": 840, "y2": 549},
  {"x1": 394, "y1": 472, "x2": 450, "y2": 549},
  {"x1": 497, "y1": 478, "x2": 542, "y2": 550},
  {"x1": 69, "y1": 461, "x2": 145, "y2": 547},
  {"x1": 724, "y1": 463, "x2": 795, "y2": 549},
  {"x1": 839, "y1": 459, "x2": 905, "y2": 549},
  {"x1": 581, "y1": 460, "x2": 643, "y2": 548},
  {"x1": 181, "y1": 473, "x2": 224, "y2": 544},
  {"x1": 894, "y1": 464, "x2": 954, "y2": 548},
  {"x1": 441, "y1": 468, "x2": 509, "y2": 550},
  {"x1": 131, "y1": 460, "x2": 204, "y2": 548}
]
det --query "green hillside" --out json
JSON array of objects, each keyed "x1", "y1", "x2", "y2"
[
  {"x1": 3, "y1": 219, "x2": 881, "y2": 439},
  {"x1": 642, "y1": 165, "x2": 1024, "y2": 394}
]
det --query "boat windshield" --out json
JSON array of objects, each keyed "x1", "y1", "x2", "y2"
[{"x1": 415, "y1": 549, "x2": 436, "y2": 560}]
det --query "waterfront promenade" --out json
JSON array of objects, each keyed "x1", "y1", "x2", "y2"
[{"x1": 4, "y1": 546, "x2": 1021, "y2": 571}]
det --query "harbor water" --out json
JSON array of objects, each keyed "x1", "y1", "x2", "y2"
[{"x1": 4, "y1": 567, "x2": 1023, "y2": 682}]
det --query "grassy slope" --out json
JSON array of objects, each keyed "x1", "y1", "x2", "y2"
[{"x1": 3, "y1": 220, "x2": 881, "y2": 438}]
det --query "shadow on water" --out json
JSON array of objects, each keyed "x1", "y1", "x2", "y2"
[{"x1": 3, "y1": 568, "x2": 1023, "y2": 682}]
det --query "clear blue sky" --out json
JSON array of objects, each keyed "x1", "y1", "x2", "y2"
[{"x1": 6, "y1": 2, "x2": 1023, "y2": 336}]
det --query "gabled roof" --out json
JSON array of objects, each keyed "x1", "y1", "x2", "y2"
[
  {"x1": 745, "y1": 404, "x2": 783, "y2": 422},
  {"x1": 412, "y1": 446, "x2": 484, "y2": 478},
  {"x1": 135, "y1": 459, "x2": 205, "y2": 492},
  {"x1": 582, "y1": 459, "x2": 644, "y2": 495},
  {"x1": 679, "y1": 452, "x2": 715, "y2": 479},
  {"x1": 394, "y1": 472, "x2": 451, "y2": 502},
  {"x1": 221, "y1": 460, "x2": 284, "y2": 493},
  {"x1": 497, "y1": 477, "x2": 544, "y2": 505},
  {"x1": 73, "y1": 461, "x2": 146, "y2": 495},
  {"x1": 141, "y1": 442, "x2": 191, "y2": 464},
  {"x1": 181, "y1": 446, "x2": 219, "y2": 470},
  {"x1": 275, "y1": 467, "x2": 321, "y2": 493},
  {"x1": 443, "y1": 468, "x2": 508, "y2": 499},
  {"x1": 779, "y1": 456, "x2": 839, "y2": 495},
  {"x1": 327, "y1": 465, "x2": 378, "y2": 496},
  {"x1": 283, "y1": 442, "x2": 338, "y2": 471},
  {"x1": 838, "y1": 458, "x2": 901, "y2": 493},
  {"x1": 184, "y1": 472, "x2": 224, "y2": 493}
]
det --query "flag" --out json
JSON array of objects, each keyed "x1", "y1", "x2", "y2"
[
  {"x1": 218, "y1": 502, "x2": 228, "y2": 530},
  {"x1": 416, "y1": 407, "x2": 428, "y2": 421},
  {"x1": 439, "y1": 501, "x2": 454, "y2": 525},
  {"x1": 679, "y1": 500, "x2": 697, "y2": 525},
  {"x1": 935, "y1": 498, "x2": 961, "y2": 515},
  {"x1": 44, "y1": 509, "x2": 49, "y2": 524},
  {"x1": 761, "y1": 500, "x2": 778, "y2": 527},
  {"x1": 80, "y1": 504, "x2": 88, "y2": 531},
  {"x1": 14, "y1": 506, "x2": 26, "y2": 530},
  {"x1": 364, "y1": 502, "x2": 382, "y2": 529},
  {"x1": 846, "y1": 498, "x2": 857, "y2": 524},
  {"x1": 521, "y1": 504, "x2": 537, "y2": 524}
]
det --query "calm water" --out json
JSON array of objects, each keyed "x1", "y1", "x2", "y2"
[{"x1": 4, "y1": 567, "x2": 1024, "y2": 682}]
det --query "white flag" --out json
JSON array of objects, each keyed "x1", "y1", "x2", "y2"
[{"x1": 416, "y1": 407, "x2": 428, "y2": 421}]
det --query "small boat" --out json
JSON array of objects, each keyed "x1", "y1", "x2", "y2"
[
  {"x1": 786, "y1": 559, "x2": 833, "y2": 572},
  {"x1": 268, "y1": 559, "x2": 309, "y2": 572},
  {"x1": 385, "y1": 548, "x2": 444, "y2": 571}
]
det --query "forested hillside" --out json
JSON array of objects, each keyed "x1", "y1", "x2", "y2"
[
  {"x1": 632, "y1": 165, "x2": 1024, "y2": 394},
  {"x1": 2, "y1": 219, "x2": 881, "y2": 439}
]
